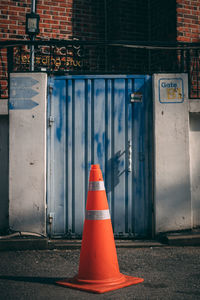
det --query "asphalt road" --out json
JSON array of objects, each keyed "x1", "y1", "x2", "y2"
[{"x1": 0, "y1": 247, "x2": 200, "y2": 300}]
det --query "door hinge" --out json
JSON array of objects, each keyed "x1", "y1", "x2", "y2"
[
  {"x1": 48, "y1": 85, "x2": 53, "y2": 95},
  {"x1": 48, "y1": 116, "x2": 55, "y2": 127},
  {"x1": 48, "y1": 213, "x2": 54, "y2": 224}
]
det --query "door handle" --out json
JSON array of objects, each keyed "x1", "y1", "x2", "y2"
[{"x1": 128, "y1": 140, "x2": 132, "y2": 172}]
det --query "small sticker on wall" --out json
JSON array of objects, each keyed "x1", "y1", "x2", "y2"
[{"x1": 158, "y1": 78, "x2": 184, "y2": 103}]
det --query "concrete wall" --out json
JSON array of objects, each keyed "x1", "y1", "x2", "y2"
[
  {"x1": 153, "y1": 73, "x2": 192, "y2": 233},
  {"x1": 189, "y1": 101, "x2": 200, "y2": 228},
  {"x1": 0, "y1": 100, "x2": 9, "y2": 233},
  {"x1": 9, "y1": 73, "x2": 47, "y2": 235}
]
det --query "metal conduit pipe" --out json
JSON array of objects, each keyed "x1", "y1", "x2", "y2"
[
  {"x1": 0, "y1": 231, "x2": 46, "y2": 239},
  {"x1": 30, "y1": 0, "x2": 37, "y2": 71}
]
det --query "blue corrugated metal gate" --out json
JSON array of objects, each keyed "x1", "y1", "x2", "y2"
[{"x1": 47, "y1": 75, "x2": 152, "y2": 238}]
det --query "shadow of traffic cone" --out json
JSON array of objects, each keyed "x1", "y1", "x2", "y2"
[{"x1": 56, "y1": 164, "x2": 143, "y2": 293}]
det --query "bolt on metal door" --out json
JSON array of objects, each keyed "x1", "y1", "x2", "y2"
[{"x1": 47, "y1": 75, "x2": 152, "y2": 238}]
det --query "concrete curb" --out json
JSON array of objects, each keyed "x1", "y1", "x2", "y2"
[
  {"x1": 0, "y1": 238, "x2": 48, "y2": 251},
  {"x1": 0, "y1": 239, "x2": 163, "y2": 251},
  {"x1": 0, "y1": 234, "x2": 200, "y2": 251},
  {"x1": 165, "y1": 233, "x2": 200, "y2": 246},
  {"x1": 48, "y1": 240, "x2": 164, "y2": 250}
]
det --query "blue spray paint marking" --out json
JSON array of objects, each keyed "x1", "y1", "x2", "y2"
[
  {"x1": 68, "y1": 95, "x2": 71, "y2": 103},
  {"x1": 56, "y1": 81, "x2": 66, "y2": 142},
  {"x1": 118, "y1": 97, "x2": 124, "y2": 133},
  {"x1": 102, "y1": 132, "x2": 105, "y2": 145},
  {"x1": 120, "y1": 160, "x2": 124, "y2": 168},
  {"x1": 97, "y1": 142, "x2": 102, "y2": 159},
  {"x1": 115, "y1": 88, "x2": 125, "y2": 133},
  {"x1": 9, "y1": 99, "x2": 39, "y2": 110},
  {"x1": 76, "y1": 90, "x2": 81, "y2": 99},
  {"x1": 94, "y1": 133, "x2": 99, "y2": 142},
  {"x1": 56, "y1": 127, "x2": 62, "y2": 141},
  {"x1": 56, "y1": 95, "x2": 63, "y2": 142},
  {"x1": 56, "y1": 97, "x2": 63, "y2": 142},
  {"x1": 95, "y1": 88, "x2": 103, "y2": 97}
]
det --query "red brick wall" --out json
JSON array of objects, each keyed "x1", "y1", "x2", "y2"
[
  {"x1": 177, "y1": 0, "x2": 200, "y2": 98},
  {"x1": 0, "y1": 0, "x2": 31, "y2": 97},
  {"x1": 0, "y1": 0, "x2": 31, "y2": 41},
  {"x1": 0, "y1": 0, "x2": 105, "y2": 41},
  {"x1": 177, "y1": 0, "x2": 200, "y2": 43}
]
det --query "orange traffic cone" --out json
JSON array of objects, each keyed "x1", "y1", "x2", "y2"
[{"x1": 56, "y1": 164, "x2": 144, "y2": 293}]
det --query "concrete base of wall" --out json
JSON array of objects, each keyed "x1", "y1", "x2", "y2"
[
  {"x1": 1, "y1": 234, "x2": 200, "y2": 251},
  {"x1": 165, "y1": 231, "x2": 200, "y2": 246},
  {"x1": 0, "y1": 238, "x2": 48, "y2": 251}
]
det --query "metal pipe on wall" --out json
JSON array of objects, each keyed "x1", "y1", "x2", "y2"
[{"x1": 30, "y1": 0, "x2": 37, "y2": 71}]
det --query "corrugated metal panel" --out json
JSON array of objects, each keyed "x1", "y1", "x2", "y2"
[{"x1": 47, "y1": 75, "x2": 152, "y2": 238}]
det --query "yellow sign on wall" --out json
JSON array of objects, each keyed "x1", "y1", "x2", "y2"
[{"x1": 159, "y1": 78, "x2": 184, "y2": 103}]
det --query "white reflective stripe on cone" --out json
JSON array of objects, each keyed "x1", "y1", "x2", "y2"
[
  {"x1": 85, "y1": 209, "x2": 110, "y2": 220},
  {"x1": 88, "y1": 181, "x2": 105, "y2": 191}
]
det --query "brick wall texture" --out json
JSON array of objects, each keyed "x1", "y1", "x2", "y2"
[
  {"x1": 177, "y1": 0, "x2": 200, "y2": 43},
  {"x1": 176, "y1": 0, "x2": 200, "y2": 98},
  {"x1": 0, "y1": 0, "x2": 105, "y2": 41}
]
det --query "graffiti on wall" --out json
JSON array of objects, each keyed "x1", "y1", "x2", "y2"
[{"x1": 14, "y1": 44, "x2": 89, "y2": 71}]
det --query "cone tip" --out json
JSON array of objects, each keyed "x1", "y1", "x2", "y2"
[{"x1": 91, "y1": 164, "x2": 100, "y2": 169}]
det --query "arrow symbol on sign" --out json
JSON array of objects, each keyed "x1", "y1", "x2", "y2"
[
  {"x1": 10, "y1": 77, "x2": 39, "y2": 88},
  {"x1": 10, "y1": 88, "x2": 39, "y2": 99},
  {"x1": 9, "y1": 99, "x2": 39, "y2": 110}
]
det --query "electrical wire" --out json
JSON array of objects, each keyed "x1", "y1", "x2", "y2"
[{"x1": 0, "y1": 230, "x2": 46, "y2": 239}]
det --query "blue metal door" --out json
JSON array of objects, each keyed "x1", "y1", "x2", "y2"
[{"x1": 47, "y1": 75, "x2": 152, "y2": 238}]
